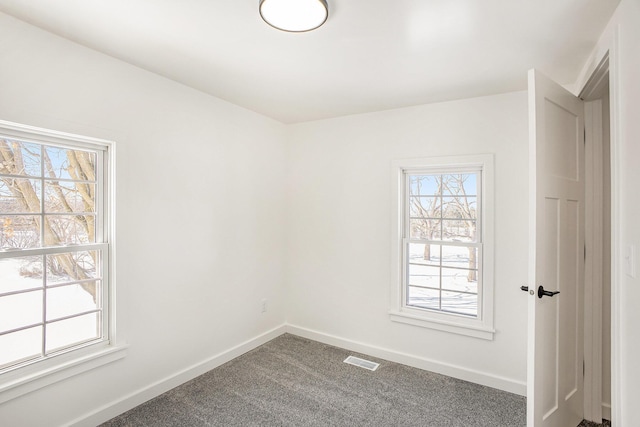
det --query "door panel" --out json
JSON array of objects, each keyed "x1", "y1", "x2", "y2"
[
  {"x1": 560, "y1": 199, "x2": 580, "y2": 404},
  {"x1": 544, "y1": 99, "x2": 580, "y2": 181},
  {"x1": 540, "y1": 197, "x2": 559, "y2": 418},
  {"x1": 528, "y1": 69, "x2": 585, "y2": 427}
]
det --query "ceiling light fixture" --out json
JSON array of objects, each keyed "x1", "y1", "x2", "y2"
[{"x1": 259, "y1": 0, "x2": 329, "y2": 33}]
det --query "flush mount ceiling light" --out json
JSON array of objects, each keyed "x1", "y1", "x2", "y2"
[{"x1": 259, "y1": 0, "x2": 329, "y2": 33}]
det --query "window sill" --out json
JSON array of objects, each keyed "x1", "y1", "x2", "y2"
[
  {"x1": 389, "y1": 310, "x2": 495, "y2": 340},
  {"x1": 0, "y1": 343, "x2": 127, "y2": 404}
]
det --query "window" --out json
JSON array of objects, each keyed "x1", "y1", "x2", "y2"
[
  {"x1": 0, "y1": 121, "x2": 123, "y2": 402},
  {"x1": 390, "y1": 155, "x2": 494, "y2": 340}
]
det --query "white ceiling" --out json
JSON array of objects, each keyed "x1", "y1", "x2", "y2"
[{"x1": 0, "y1": 0, "x2": 620, "y2": 123}]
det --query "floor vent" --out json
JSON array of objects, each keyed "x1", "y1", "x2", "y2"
[{"x1": 343, "y1": 356, "x2": 380, "y2": 371}]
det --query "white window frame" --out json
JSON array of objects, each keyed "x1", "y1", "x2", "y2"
[
  {"x1": 390, "y1": 154, "x2": 495, "y2": 340},
  {"x1": 0, "y1": 120, "x2": 125, "y2": 404}
]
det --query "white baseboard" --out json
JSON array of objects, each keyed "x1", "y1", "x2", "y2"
[
  {"x1": 602, "y1": 402, "x2": 611, "y2": 421},
  {"x1": 67, "y1": 324, "x2": 287, "y2": 427},
  {"x1": 285, "y1": 324, "x2": 527, "y2": 396}
]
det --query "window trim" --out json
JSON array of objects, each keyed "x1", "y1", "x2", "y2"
[
  {"x1": 390, "y1": 154, "x2": 495, "y2": 340},
  {"x1": 0, "y1": 119, "x2": 125, "y2": 403}
]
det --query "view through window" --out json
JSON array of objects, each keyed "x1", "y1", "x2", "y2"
[{"x1": 405, "y1": 171, "x2": 481, "y2": 317}]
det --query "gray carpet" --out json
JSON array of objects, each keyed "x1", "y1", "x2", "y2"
[
  {"x1": 578, "y1": 420, "x2": 612, "y2": 427},
  {"x1": 101, "y1": 333, "x2": 527, "y2": 426}
]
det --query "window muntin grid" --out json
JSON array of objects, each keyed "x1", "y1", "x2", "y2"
[{"x1": 403, "y1": 171, "x2": 482, "y2": 318}]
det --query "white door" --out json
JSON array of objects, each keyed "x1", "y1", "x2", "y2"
[{"x1": 527, "y1": 69, "x2": 585, "y2": 427}]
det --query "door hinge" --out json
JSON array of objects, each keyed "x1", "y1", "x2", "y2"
[
  {"x1": 584, "y1": 127, "x2": 586, "y2": 145},
  {"x1": 583, "y1": 360, "x2": 585, "y2": 377},
  {"x1": 584, "y1": 244, "x2": 586, "y2": 261}
]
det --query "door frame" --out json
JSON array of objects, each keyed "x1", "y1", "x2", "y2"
[
  {"x1": 575, "y1": 31, "x2": 620, "y2": 425},
  {"x1": 581, "y1": 61, "x2": 607, "y2": 422}
]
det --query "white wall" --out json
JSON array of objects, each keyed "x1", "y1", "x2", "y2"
[
  {"x1": 576, "y1": 0, "x2": 640, "y2": 424},
  {"x1": 286, "y1": 91, "x2": 529, "y2": 392},
  {"x1": 0, "y1": 12, "x2": 287, "y2": 426}
]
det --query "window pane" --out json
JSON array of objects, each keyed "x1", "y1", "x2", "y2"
[
  {"x1": 0, "y1": 179, "x2": 42, "y2": 213},
  {"x1": 408, "y1": 264, "x2": 440, "y2": 288},
  {"x1": 46, "y1": 250, "x2": 99, "y2": 285},
  {"x1": 441, "y1": 245, "x2": 478, "y2": 269},
  {"x1": 441, "y1": 173, "x2": 477, "y2": 196},
  {"x1": 0, "y1": 139, "x2": 41, "y2": 176},
  {"x1": 407, "y1": 286, "x2": 440, "y2": 311},
  {"x1": 441, "y1": 291, "x2": 477, "y2": 317},
  {"x1": 0, "y1": 255, "x2": 43, "y2": 294},
  {"x1": 44, "y1": 215, "x2": 95, "y2": 246},
  {"x1": 46, "y1": 312, "x2": 100, "y2": 353},
  {"x1": 409, "y1": 218, "x2": 442, "y2": 240},
  {"x1": 443, "y1": 196, "x2": 477, "y2": 220},
  {"x1": 0, "y1": 290, "x2": 43, "y2": 333},
  {"x1": 46, "y1": 282, "x2": 99, "y2": 321},
  {"x1": 44, "y1": 181, "x2": 96, "y2": 213},
  {"x1": 462, "y1": 174, "x2": 478, "y2": 195},
  {"x1": 409, "y1": 175, "x2": 440, "y2": 196},
  {"x1": 441, "y1": 268, "x2": 478, "y2": 293},
  {"x1": 0, "y1": 326, "x2": 42, "y2": 368},
  {"x1": 408, "y1": 243, "x2": 440, "y2": 266},
  {"x1": 409, "y1": 196, "x2": 440, "y2": 218},
  {"x1": 442, "y1": 219, "x2": 476, "y2": 242},
  {"x1": 0, "y1": 216, "x2": 41, "y2": 249},
  {"x1": 43, "y1": 146, "x2": 96, "y2": 182}
]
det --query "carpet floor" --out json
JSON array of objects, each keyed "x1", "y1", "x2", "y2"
[
  {"x1": 578, "y1": 420, "x2": 612, "y2": 427},
  {"x1": 102, "y1": 334, "x2": 527, "y2": 426}
]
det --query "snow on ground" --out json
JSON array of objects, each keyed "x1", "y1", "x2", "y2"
[
  {"x1": 407, "y1": 243, "x2": 478, "y2": 316},
  {"x1": 0, "y1": 258, "x2": 98, "y2": 368}
]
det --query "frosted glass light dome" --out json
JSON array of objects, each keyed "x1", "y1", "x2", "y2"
[{"x1": 259, "y1": 0, "x2": 329, "y2": 32}]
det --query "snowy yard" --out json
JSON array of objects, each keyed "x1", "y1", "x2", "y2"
[
  {"x1": 407, "y1": 243, "x2": 478, "y2": 316},
  {"x1": 0, "y1": 257, "x2": 99, "y2": 369}
]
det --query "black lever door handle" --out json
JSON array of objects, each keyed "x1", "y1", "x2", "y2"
[{"x1": 537, "y1": 285, "x2": 560, "y2": 299}]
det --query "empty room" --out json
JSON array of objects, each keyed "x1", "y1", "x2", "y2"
[{"x1": 0, "y1": 0, "x2": 638, "y2": 426}]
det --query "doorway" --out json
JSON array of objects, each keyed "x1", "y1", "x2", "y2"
[{"x1": 581, "y1": 56, "x2": 612, "y2": 424}]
